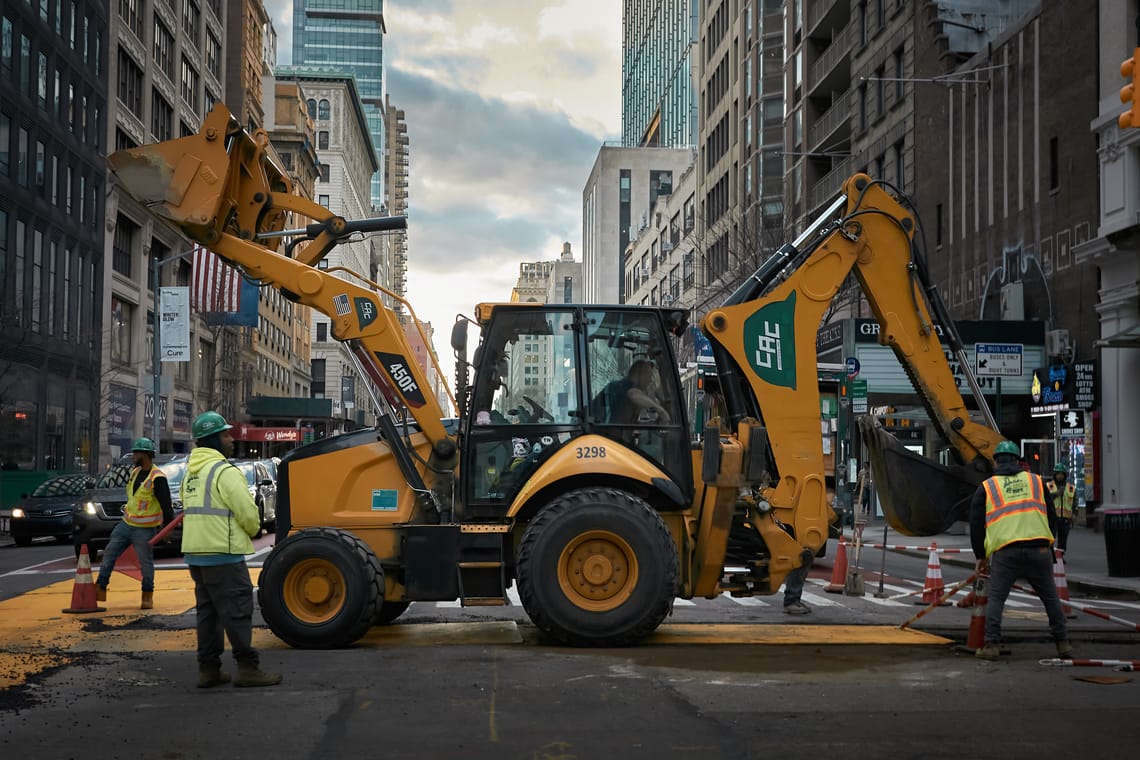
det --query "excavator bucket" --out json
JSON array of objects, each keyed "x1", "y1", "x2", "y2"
[{"x1": 858, "y1": 416, "x2": 983, "y2": 536}]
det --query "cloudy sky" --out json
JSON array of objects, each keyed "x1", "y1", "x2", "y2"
[{"x1": 265, "y1": 0, "x2": 623, "y2": 400}]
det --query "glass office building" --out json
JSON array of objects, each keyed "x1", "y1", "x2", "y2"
[
  {"x1": 622, "y1": 0, "x2": 698, "y2": 148},
  {"x1": 292, "y1": 0, "x2": 387, "y2": 207}
]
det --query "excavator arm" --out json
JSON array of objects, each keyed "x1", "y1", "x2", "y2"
[
  {"x1": 702, "y1": 175, "x2": 1003, "y2": 540},
  {"x1": 109, "y1": 105, "x2": 457, "y2": 507}
]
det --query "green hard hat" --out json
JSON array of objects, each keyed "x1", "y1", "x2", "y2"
[
  {"x1": 192, "y1": 411, "x2": 233, "y2": 440},
  {"x1": 994, "y1": 440, "x2": 1020, "y2": 457},
  {"x1": 131, "y1": 437, "x2": 156, "y2": 454},
  {"x1": 1054, "y1": 462, "x2": 1067, "y2": 473}
]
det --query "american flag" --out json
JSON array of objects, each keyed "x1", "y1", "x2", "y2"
[{"x1": 191, "y1": 244, "x2": 242, "y2": 313}]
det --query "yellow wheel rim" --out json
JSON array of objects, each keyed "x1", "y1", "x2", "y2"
[
  {"x1": 283, "y1": 558, "x2": 346, "y2": 624},
  {"x1": 557, "y1": 530, "x2": 639, "y2": 612}
]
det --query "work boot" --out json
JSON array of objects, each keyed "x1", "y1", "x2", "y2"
[
  {"x1": 1056, "y1": 640, "x2": 1074, "y2": 659},
  {"x1": 95, "y1": 585, "x2": 107, "y2": 603},
  {"x1": 140, "y1": 591, "x2": 154, "y2": 610},
  {"x1": 975, "y1": 643, "x2": 1001, "y2": 661},
  {"x1": 234, "y1": 662, "x2": 282, "y2": 688},
  {"x1": 783, "y1": 600, "x2": 811, "y2": 615},
  {"x1": 197, "y1": 664, "x2": 231, "y2": 689}
]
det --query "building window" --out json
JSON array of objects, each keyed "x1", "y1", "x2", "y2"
[
  {"x1": 0, "y1": 112, "x2": 10, "y2": 176},
  {"x1": 117, "y1": 47, "x2": 143, "y2": 117},
  {"x1": 16, "y1": 127, "x2": 27, "y2": 187},
  {"x1": 894, "y1": 47, "x2": 904, "y2": 102},
  {"x1": 19, "y1": 34, "x2": 30, "y2": 96},
  {"x1": 182, "y1": 0, "x2": 200, "y2": 46},
  {"x1": 153, "y1": 17, "x2": 174, "y2": 79},
  {"x1": 316, "y1": 322, "x2": 327, "y2": 342},
  {"x1": 306, "y1": 98, "x2": 316, "y2": 118},
  {"x1": 34, "y1": 140, "x2": 44, "y2": 189},
  {"x1": 0, "y1": 18, "x2": 11, "y2": 77},
  {"x1": 113, "y1": 215, "x2": 136, "y2": 276},
  {"x1": 110, "y1": 297, "x2": 133, "y2": 364},
  {"x1": 119, "y1": 0, "x2": 144, "y2": 40},
  {"x1": 1049, "y1": 136, "x2": 1059, "y2": 190},
  {"x1": 318, "y1": 130, "x2": 329, "y2": 149},
  {"x1": 152, "y1": 89, "x2": 172, "y2": 141},
  {"x1": 875, "y1": 66, "x2": 885, "y2": 119},
  {"x1": 893, "y1": 140, "x2": 904, "y2": 190},
  {"x1": 311, "y1": 358, "x2": 326, "y2": 396},
  {"x1": 318, "y1": 99, "x2": 330, "y2": 120},
  {"x1": 319, "y1": 164, "x2": 330, "y2": 182},
  {"x1": 180, "y1": 56, "x2": 199, "y2": 110},
  {"x1": 205, "y1": 30, "x2": 220, "y2": 80},
  {"x1": 318, "y1": 194, "x2": 329, "y2": 206}
]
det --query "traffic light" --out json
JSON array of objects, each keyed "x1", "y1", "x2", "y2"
[{"x1": 1120, "y1": 48, "x2": 1140, "y2": 129}]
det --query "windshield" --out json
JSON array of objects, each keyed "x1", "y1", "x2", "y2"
[
  {"x1": 31, "y1": 475, "x2": 89, "y2": 497},
  {"x1": 94, "y1": 464, "x2": 134, "y2": 489},
  {"x1": 235, "y1": 462, "x2": 256, "y2": 486}
]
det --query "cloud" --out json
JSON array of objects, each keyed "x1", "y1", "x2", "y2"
[{"x1": 263, "y1": 0, "x2": 621, "y2": 385}]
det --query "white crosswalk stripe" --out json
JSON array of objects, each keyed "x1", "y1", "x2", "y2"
[{"x1": 724, "y1": 595, "x2": 771, "y2": 607}]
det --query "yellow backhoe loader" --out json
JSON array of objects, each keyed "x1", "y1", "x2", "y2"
[{"x1": 109, "y1": 105, "x2": 1004, "y2": 648}]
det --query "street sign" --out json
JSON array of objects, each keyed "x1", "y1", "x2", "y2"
[
  {"x1": 849, "y1": 378, "x2": 868, "y2": 414},
  {"x1": 845, "y1": 356, "x2": 860, "y2": 378},
  {"x1": 974, "y1": 343, "x2": 1023, "y2": 377}
]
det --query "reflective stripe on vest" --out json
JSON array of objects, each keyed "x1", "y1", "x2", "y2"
[
  {"x1": 1046, "y1": 480, "x2": 1077, "y2": 519},
  {"x1": 982, "y1": 471, "x2": 1053, "y2": 557},
  {"x1": 182, "y1": 461, "x2": 233, "y2": 519},
  {"x1": 124, "y1": 465, "x2": 165, "y2": 528}
]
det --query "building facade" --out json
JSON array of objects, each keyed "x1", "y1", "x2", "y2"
[
  {"x1": 582, "y1": 146, "x2": 694, "y2": 305},
  {"x1": 0, "y1": 0, "x2": 109, "y2": 483},
  {"x1": 622, "y1": 0, "x2": 698, "y2": 148},
  {"x1": 292, "y1": 0, "x2": 387, "y2": 207},
  {"x1": 382, "y1": 93, "x2": 409, "y2": 310},
  {"x1": 1074, "y1": 0, "x2": 1140, "y2": 513},
  {"x1": 276, "y1": 67, "x2": 381, "y2": 431}
]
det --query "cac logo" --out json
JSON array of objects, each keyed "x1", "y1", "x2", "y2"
[
  {"x1": 743, "y1": 291, "x2": 797, "y2": 390},
  {"x1": 354, "y1": 297, "x2": 378, "y2": 329}
]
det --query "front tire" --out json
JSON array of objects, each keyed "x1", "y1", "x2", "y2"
[
  {"x1": 257, "y1": 528, "x2": 383, "y2": 649},
  {"x1": 516, "y1": 488, "x2": 677, "y2": 647},
  {"x1": 14, "y1": 535, "x2": 33, "y2": 547}
]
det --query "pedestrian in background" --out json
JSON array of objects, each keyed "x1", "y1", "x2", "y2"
[
  {"x1": 970, "y1": 440, "x2": 1072, "y2": 661},
  {"x1": 181, "y1": 411, "x2": 281, "y2": 688},
  {"x1": 95, "y1": 438, "x2": 172, "y2": 609},
  {"x1": 1046, "y1": 462, "x2": 1077, "y2": 555}
]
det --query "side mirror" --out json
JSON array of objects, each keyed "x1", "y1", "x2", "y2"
[
  {"x1": 259, "y1": 479, "x2": 274, "y2": 487},
  {"x1": 450, "y1": 320, "x2": 468, "y2": 353}
]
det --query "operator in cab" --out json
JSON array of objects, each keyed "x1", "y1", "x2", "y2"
[
  {"x1": 594, "y1": 359, "x2": 671, "y2": 425},
  {"x1": 969, "y1": 440, "x2": 1071, "y2": 661}
]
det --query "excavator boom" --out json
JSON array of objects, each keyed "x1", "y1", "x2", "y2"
[{"x1": 702, "y1": 175, "x2": 1003, "y2": 536}]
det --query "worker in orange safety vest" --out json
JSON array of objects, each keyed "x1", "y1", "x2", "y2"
[{"x1": 970, "y1": 440, "x2": 1071, "y2": 662}]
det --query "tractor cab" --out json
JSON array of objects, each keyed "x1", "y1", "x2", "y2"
[{"x1": 456, "y1": 304, "x2": 693, "y2": 519}]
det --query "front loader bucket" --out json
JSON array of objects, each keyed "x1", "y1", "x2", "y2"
[{"x1": 858, "y1": 416, "x2": 983, "y2": 536}]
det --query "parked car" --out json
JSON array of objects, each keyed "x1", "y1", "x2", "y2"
[
  {"x1": 231, "y1": 459, "x2": 277, "y2": 533},
  {"x1": 72, "y1": 455, "x2": 189, "y2": 560},
  {"x1": 10, "y1": 474, "x2": 91, "y2": 546}
]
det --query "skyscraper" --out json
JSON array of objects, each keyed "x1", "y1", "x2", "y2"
[
  {"x1": 621, "y1": 0, "x2": 698, "y2": 147},
  {"x1": 292, "y1": 0, "x2": 387, "y2": 207}
]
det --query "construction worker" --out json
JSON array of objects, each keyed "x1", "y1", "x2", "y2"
[
  {"x1": 95, "y1": 438, "x2": 173, "y2": 609},
  {"x1": 181, "y1": 411, "x2": 281, "y2": 688},
  {"x1": 1046, "y1": 462, "x2": 1077, "y2": 555},
  {"x1": 969, "y1": 440, "x2": 1072, "y2": 661}
]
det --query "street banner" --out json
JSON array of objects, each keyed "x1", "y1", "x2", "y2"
[{"x1": 160, "y1": 286, "x2": 191, "y2": 361}]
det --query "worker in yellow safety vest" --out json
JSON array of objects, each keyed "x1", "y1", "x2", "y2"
[
  {"x1": 180, "y1": 411, "x2": 281, "y2": 689},
  {"x1": 1046, "y1": 462, "x2": 1078, "y2": 554},
  {"x1": 96, "y1": 438, "x2": 173, "y2": 609},
  {"x1": 969, "y1": 440, "x2": 1071, "y2": 661}
]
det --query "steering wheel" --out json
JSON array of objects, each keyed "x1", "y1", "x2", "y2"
[{"x1": 522, "y1": 395, "x2": 555, "y2": 423}]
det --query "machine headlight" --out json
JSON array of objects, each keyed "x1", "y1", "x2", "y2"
[
  {"x1": 82, "y1": 502, "x2": 98, "y2": 515},
  {"x1": 11, "y1": 508, "x2": 25, "y2": 519}
]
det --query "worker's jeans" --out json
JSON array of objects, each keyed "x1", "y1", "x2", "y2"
[
  {"x1": 96, "y1": 522, "x2": 157, "y2": 592},
  {"x1": 985, "y1": 542, "x2": 1069, "y2": 644},
  {"x1": 1056, "y1": 519, "x2": 1073, "y2": 553},
  {"x1": 783, "y1": 563, "x2": 809, "y2": 606},
  {"x1": 189, "y1": 561, "x2": 259, "y2": 667}
]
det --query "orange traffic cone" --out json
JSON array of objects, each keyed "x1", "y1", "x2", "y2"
[
  {"x1": 62, "y1": 544, "x2": 107, "y2": 614},
  {"x1": 824, "y1": 539, "x2": 848, "y2": 593},
  {"x1": 1054, "y1": 553, "x2": 1077, "y2": 619},
  {"x1": 917, "y1": 543, "x2": 948, "y2": 605},
  {"x1": 965, "y1": 575, "x2": 988, "y2": 651}
]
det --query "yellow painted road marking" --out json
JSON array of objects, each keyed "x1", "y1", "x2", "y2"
[{"x1": 0, "y1": 569, "x2": 950, "y2": 688}]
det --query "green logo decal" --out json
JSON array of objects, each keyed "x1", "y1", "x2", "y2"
[
  {"x1": 743, "y1": 291, "x2": 797, "y2": 390},
  {"x1": 355, "y1": 297, "x2": 379, "y2": 329}
]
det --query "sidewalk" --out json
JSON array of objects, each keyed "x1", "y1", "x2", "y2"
[{"x1": 847, "y1": 518, "x2": 1140, "y2": 599}]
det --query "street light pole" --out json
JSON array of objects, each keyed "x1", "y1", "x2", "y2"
[{"x1": 151, "y1": 247, "x2": 197, "y2": 449}]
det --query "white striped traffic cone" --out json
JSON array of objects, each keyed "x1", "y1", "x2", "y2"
[
  {"x1": 62, "y1": 544, "x2": 107, "y2": 614},
  {"x1": 1053, "y1": 553, "x2": 1077, "y2": 619},
  {"x1": 917, "y1": 543, "x2": 948, "y2": 605}
]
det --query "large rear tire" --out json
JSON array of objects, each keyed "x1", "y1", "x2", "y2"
[
  {"x1": 373, "y1": 600, "x2": 411, "y2": 626},
  {"x1": 257, "y1": 527, "x2": 383, "y2": 649},
  {"x1": 516, "y1": 488, "x2": 677, "y2": 647}
]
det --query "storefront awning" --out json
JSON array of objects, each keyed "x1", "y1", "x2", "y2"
[{"x1": 1095, "y1": 324, "x2": 1140, "y2": 348}]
